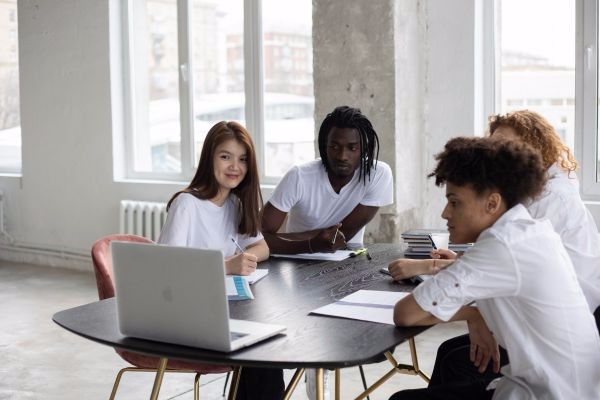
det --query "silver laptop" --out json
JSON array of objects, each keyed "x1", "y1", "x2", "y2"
[{"x1": 111, "y1": 241, "x2": 285, "y2": 352}]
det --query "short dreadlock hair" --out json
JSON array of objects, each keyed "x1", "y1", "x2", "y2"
[{"x1": 318, "y1": 106, "x2": 380, "y2": 184}]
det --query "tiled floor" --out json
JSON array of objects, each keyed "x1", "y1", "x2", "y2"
[{"x1": 0, "y1": 260, "x2": 467, "y2": 400}]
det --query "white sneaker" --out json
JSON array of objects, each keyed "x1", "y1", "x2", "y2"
[{"x1": 305, "y1": 368, "x2": 330, "y2": 400}]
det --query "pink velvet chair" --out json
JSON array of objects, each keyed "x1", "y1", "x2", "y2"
[{"x1": 91, "y1": 234, "x2": 232, "y2": 400}]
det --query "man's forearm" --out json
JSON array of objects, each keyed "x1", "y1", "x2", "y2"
[
  {"x1": 449, "y1": 305, "x2": 480, "y2": 323},
  {"x1": 262, "y1": 231, "x2": 315, "y2": 254}
]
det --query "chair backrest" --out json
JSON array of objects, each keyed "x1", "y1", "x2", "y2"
[{"x1": 91, "y1": 234, "x2": 154, "y2": 300}]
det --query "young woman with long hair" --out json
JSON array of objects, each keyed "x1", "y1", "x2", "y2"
[{"x1": 159, "y1": 121, "x2": 268, "y2": 275}]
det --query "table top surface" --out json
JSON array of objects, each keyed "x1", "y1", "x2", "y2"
[{"x1": 53, "y1": 243, "x2": 427, "y2": 369}]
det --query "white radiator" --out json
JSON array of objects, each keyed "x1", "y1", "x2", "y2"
[{"x1": 119, "y1": 200, "x2": 168, "y2": 242}]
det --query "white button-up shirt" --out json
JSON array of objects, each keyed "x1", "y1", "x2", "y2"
[
  {"x1": 413, "y1": 205, "x2": 600, "y2": 400},
  {"x1": 527, "y1": 165, "x2": 600, "y2": 311}
]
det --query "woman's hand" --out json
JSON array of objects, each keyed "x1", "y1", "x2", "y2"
[{"x1": 225, "y1": 252, "x2": 258, "y2": 276}]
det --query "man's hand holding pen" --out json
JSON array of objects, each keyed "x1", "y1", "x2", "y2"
[{"x1": 310, "y1": 223, "x2": 346, "y2": 253}]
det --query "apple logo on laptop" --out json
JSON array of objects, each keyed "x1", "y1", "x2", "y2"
[{"x1": 162, "y1": 285, "x2": 173, "y2": 303}]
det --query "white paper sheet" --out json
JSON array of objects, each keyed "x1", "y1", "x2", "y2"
[
  {"x1": 271, "y1": 250, "x2": 354, "y2": 261},
  {"x1": 311, "y1": 290, "x2": 410, "y2": 325},
  {"x1": 246, "y1": 269, "x2": 268, "y2": 284}
]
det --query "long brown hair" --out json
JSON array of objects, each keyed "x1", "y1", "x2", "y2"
[
  {"x1": 488, "y1": 110, "x2": 578, "y2": 173},
  {"x1": 167, "y1": 121, "x2": 263, "y2": 236}
]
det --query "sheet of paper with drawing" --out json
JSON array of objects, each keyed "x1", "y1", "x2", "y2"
[
  {"x1": 225, "y1": 276, "x2": 254, "y2": 300},
  {"x1": 225, "y1": 269, "x2": 268, "y2": 300},
  {"x1": 271, "y1": 250, "x2": 354, "y2": 261},
  {"x1": 311, "y1": 290, "x2": 411, "y2": 325}
]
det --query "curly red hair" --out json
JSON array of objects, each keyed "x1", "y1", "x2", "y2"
[{"x1": 488, "y1": 110, "x2": 577, "y2": 173}]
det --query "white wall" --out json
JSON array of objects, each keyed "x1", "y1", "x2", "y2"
[
  {"x1": 0, "y1": 0, "x2": 493, "y2": 270},
  {"x1": 0, "y1": 0, "x2": 184, "y2": 269}
]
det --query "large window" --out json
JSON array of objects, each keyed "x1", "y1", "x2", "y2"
[
  {"x1": 579, "y1": 0, "x2": 600, "y2": 196},
  {"x1": 0, "y1": 0, "x2": 20, "y2": 173},
  {"x1": 495, "y1": 0, "x2": 600, "y2": 199},
  {"x1": 497, "y1": 0, "x2": 575, "y2": 150},
  {"x1": 122, "y1": 0, "x2": 314, "y2": 183}
]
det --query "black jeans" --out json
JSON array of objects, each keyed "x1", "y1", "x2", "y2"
[
  {"x1": 388, "y1": 334, "x2": 509, "y2": 400},
  {"x1": 429, "y1": 334, "x2": 509, "y2": 386},
  {"x1": 389, "y1": 380, "x2": 494, "y2": 400},
  {"x1": 235, "y1": 367, "x2": 284, "y2": 400}
]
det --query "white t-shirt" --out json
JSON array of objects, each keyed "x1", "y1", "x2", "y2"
[
  {"x1": 527, "y1": 165, "x2": 600, "y2": 311},
  {"x1": 413, "y1": 204, "x2": 600, "y2": 400},
  {"x1": 158, "y1": 193, "x2": 263, "y2": 257},
  {"x1": 268, "y1": 159, "x2": 393, "y2": 243}
]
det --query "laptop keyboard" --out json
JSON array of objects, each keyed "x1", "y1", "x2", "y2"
[{"x1": 230, "y1": 331, "x2": 249, "y2": 341}]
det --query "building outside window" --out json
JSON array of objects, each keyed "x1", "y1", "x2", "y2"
[
  {"x1": 497, "y1": 0, "x2": 575, "y2": 149},
  {"x1": 123, "y1": 0, "x2": 314, "y2": 182}
]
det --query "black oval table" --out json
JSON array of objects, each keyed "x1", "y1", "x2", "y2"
[{"x1": 53, "y1": 243, "x2": 431, "y2": 400}]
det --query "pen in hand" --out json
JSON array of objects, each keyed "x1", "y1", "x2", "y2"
[
  {"x1": 428, "y1": 234, "x2": 437, "y2": 250},
  {"x1": 331, "y1": 227, "x2": 339, "y2": 244},
  {"x1": 231, "y1": 237, "x2": 245, "y2": 254}
]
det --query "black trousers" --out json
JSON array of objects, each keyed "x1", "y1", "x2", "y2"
[
  {"x1": 429, "y1": 334, "x2": 509, "y2": 386},
  {"x1": 388, "y1": 334, "x2": 509, "y2": 400},
  {"x1": 235, "y1": 367, "x2": 285, "y2": 400},
  {"x1": 389, "y1": 379, "x2": 495, "y2": 400},
  {"x1": 389, "y1": 307, "x2": 600, "y2": 400}
]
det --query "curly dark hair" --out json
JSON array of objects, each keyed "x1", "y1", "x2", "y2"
[
  {"x1": 318, "y1": 106, "x2": 380, "y2": 184},
  {"x1": 429, "y1": 137, "x2": 547, "y2": 209}
]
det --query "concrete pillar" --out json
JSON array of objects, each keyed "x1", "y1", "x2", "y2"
[{"x1": 313, "y1": 0, "x2": 426, "y2": 243}]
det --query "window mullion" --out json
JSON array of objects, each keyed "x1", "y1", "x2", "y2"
[
  {"x1": 476, "y1": 0, "x2": 498, "y2": 134},
  {"x1": 244, "y1": 0, "x2": 265, "y2": 179},
  {"x1": 577, "y1": 0, "x2": 599, "y2": 197},
  {"x1": 178, "y1": 0, "x2": 194, "y2": 177}
]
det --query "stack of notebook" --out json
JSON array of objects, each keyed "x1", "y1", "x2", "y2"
[{"x1": 401, "y1": 229, "x2": 472, "y2": 258}]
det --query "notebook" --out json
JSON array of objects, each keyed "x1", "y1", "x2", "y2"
[{"x1": 111, "y1": 241, "x2": 285, "y2": 352}]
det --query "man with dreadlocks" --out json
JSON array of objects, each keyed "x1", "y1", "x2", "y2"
[
  {"x1": 261, "y1": 105, "x2": 393, "y2": 255},
  {"x1": 261, "y1": 105, "x2": 393, "y2": 400}
]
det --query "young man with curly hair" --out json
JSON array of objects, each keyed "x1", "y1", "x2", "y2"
[
  {"x1": 392, "y1": 111, "x2": 600, "y2": 394},
  {"x1": 389, "y1": 137, "x2": 600, "y2": 400}
]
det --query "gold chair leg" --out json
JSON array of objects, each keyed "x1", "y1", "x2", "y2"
[
  {"x1": 282, "y1": 368, "x2": 305, "y2": 400},
  {"x1": 194, "y1": 373, "x2": 201, "y2": 400},
  {"x1": 149, "y1": 358, "x2": 168, "y2": 400},
  {"x1": 316, "y1": 368, "x2": 325, "y2": 400},
  {"x1": 335, "y1": 369, "x2": 341, "y2": 400},
  {"x1": 109, "y1": 367, "x2": 137, "y2": 400},
  {"x1": 227, "y1": 366, "x2": 242, "y2": 400},
  {"x1": 108, "y1": 363, "x2": 204, "y2": 400}
]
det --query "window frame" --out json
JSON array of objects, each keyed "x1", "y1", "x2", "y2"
[
  {"x1": 0, "y1": 0, "x2": 21, "y2": 175},
  {"x1": 121, "y1": 0, "x2": 282, "y2": 184},
  {"x1": 576, "y1": 0, "x2": 599, "y2": 198},
  {"x1": 488, "y1": 0, "x2": 600, "y2": 200}
]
